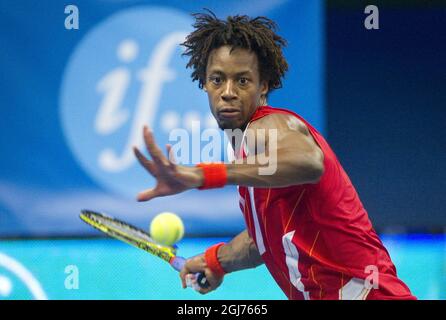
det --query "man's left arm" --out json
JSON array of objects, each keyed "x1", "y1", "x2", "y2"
[
  {"x1": 133, "y1": 114, "x2": 324, "y2": 201},
  {"x1": 225, "y1": 113, "x2": 324, "y2": 188}
]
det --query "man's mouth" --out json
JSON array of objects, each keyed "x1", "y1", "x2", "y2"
[{"x1": 218, "y1": 107, "x2": 241, "y2": 119}]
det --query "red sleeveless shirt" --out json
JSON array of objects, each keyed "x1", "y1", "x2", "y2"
[{"x1": 234, "y1": 106, "x2": 415, "y2": 300}]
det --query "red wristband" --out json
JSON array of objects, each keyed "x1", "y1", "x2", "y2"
[
  {"x1": 196, "y1": 163, "x2": 227, "y2": 190},
  {"x1": 204, "y1": 242, "x2": 226, "y2": 277}
]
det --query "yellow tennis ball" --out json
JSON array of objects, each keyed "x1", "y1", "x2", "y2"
[{"x1": 150, "y1": 212, "x2": 184, "y2": 246}]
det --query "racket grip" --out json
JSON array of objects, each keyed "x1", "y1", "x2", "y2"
[{"x1": 170, "y1": 256, "x2": 210, "y2": 289}]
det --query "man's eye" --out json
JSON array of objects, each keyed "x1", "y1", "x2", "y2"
[
  {"x1": 210, "y1": 76, "x2": 222, "y2": 85},
  {"x1": 239, "y1": 77, "x2": 249, "y2": 85}
]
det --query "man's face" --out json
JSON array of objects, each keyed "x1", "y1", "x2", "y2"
[{"x1": 204, "y1": 45, "x2": 268, "y2": 130}]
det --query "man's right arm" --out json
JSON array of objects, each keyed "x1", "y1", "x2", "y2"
[
  {"x1": 217, "y1": 229, "x2": 263, "y2": 272},
  {"x1": 179, "y1": 229, "x2": 263, "y2": 294}
]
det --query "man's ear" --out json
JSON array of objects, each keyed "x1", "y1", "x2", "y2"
[{"x1": 260, "y1": 80, "x2": 269, "y2": 96}]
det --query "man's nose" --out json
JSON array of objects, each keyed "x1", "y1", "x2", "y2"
[{"x1": 221, "y1": 80, "x2": 237, "y2": 101}]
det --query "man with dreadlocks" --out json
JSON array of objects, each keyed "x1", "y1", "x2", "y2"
[{"x1": 133, "y1": 11, "x2": 415, "y2": 300}]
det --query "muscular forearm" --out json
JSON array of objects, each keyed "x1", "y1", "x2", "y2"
[
  {"x1": 225, "y1": 149, "x2": 323, "y2": 188},
  {"x1": 217, "y1": 230, "x2": 263, "y2": 273}
]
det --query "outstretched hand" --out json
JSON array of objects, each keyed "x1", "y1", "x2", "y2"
[{"x1": 133, "y1": 126, "x2": 203, "y2": 201}]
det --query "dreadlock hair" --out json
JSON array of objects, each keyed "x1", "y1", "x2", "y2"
[{"x1": 181, "y1": 9, "x2": 288, "y2": 94}]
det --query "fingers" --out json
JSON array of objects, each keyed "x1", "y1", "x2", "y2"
[
  {"x1": 196, "y1": 282, "x2": 212, "y2": 294},
  {"x1": 136, "y1": 188, "x2": 159, "y2": 202},
  {"x1": 181, "y1": 273, "x2": 211, "y2": 294},
  {"x1": 180, "y1": 256, "x2": 207, "y2": 291},
  {"x1": 180, "y1": 268, "x2": 221, "y2": 294},
  {"x1": 166, "y1": 144, "x2": 177, "y2": 165},
  {"x1": 143, "y1": 126, "x2": 168, "y2": 165},
  {"x1": 179, "y1": 267, "x2": 188, "y2": 289},
  {"x1": 134, "y1": 127, "x2": 171, "y2": 172},
  {"x1": 185, "y1": 274, "x2": 195, "y2": 289},
  {"x1": 133, "y1": 147, "x2": 156, "y2": 175}
]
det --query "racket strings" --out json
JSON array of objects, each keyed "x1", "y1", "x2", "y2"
[{"x1": 82, "y1": 211, "x2": 177, "y2": 260}]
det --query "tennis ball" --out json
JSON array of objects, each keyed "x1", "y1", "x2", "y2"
[{"x1": 150, "y1": 212, "x2": 184, "y2": 246}]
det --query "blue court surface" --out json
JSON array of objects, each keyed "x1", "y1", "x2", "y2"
[{"x1": 0, "y1": 235, "x2": 444, "y2": 300}]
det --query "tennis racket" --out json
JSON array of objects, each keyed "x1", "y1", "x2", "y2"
[{"x1": 79, "y1": 209, "x2": 209, "y2": 289}]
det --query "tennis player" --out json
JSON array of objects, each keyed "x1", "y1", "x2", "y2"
[{"x1": 133, "y1": 11, "x2": 416, "y2": 300}]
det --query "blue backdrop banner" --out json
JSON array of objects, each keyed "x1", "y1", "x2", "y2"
[{"x1": 0, "y1": 0, "x2": 324, "y2": 237}]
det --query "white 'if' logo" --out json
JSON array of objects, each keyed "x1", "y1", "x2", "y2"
[{"x1": 95, "y1": 32, "x2": 188, "y2": 172}]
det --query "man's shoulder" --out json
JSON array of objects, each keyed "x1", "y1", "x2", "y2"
[{"x1": 250, "y1": 107, "x2": 310, "y2": 136}]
